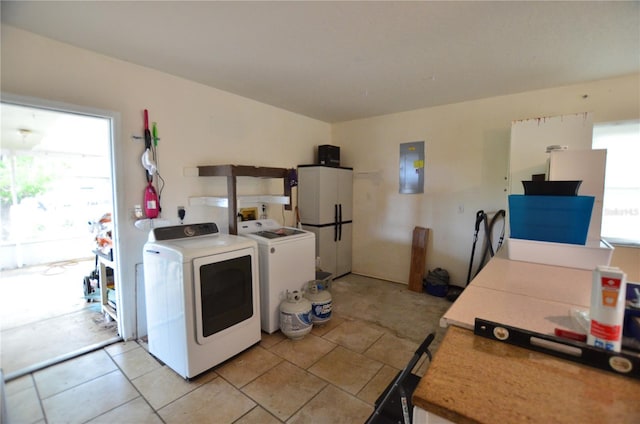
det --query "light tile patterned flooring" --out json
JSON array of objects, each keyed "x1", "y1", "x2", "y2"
[{"x1": 5, "y1": 275, "x2": 450, "y2": 423}]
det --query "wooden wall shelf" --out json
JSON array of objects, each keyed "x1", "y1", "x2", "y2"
[{"x1": 197, "y1": 165, "x2": 292, "y2": 234}]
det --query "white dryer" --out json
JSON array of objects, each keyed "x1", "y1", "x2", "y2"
[
  {"x1": 143, "y1": 223, "x2": 261, "y2": 379},
  {"x1": 238, "y1": 219, "x2": 315, "y2": 333}
]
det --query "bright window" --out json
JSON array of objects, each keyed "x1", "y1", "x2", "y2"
[{"x1": 592, "y1": 120, "x2": 640, "y2": 245}]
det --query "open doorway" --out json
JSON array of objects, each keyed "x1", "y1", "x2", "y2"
[{"x1": 0, "y1": 99, "x2": 121, "y2": 378}]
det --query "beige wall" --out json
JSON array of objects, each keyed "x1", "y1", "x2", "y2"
[
  {"x1": 2, "y1": 26, "x2": 638, "y2": 339},
  {"x1": 1, "y1": 26, "x2": 331, "y2": 338},
  {"x1": 610, "y1": 245, "x2": 640, "y2": 283},
  {"x1": 333, "y1": 74, "x2": 640, "y2": 285}
]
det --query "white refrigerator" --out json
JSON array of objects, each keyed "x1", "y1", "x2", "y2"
[{"x1": 298, "y1": 165, "x2": 353, "y2": 277}]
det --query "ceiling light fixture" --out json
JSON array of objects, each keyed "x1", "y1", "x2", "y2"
[{"x1": 18, "y1": 128, "x2": 32, "y2": 140}]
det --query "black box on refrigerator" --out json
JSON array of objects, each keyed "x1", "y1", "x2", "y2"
[{"x1": 318, "y1": 145, "x2": 340, "y2": 167}]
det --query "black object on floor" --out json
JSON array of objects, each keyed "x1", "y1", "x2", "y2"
[
  {"x1": 365, "y1": 332, "x2": 435, "y2": 424},
  {"x1": 423, "y1": 268, "x2": 449, "y2": 297},
  {"x1": 445, "y1": 284, "x2": 465, "y2": 302},
  {"x1": 83, "y1": 256, "x2": 100, "y2": 302},
  {"x1": 451, "y1": 209, "x2": 506, "y2": 303}
]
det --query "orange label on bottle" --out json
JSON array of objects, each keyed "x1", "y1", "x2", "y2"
[{"x1": 600, "y1": 276, "x2": 621, "y2": 307}]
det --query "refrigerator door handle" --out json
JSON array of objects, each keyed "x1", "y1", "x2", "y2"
[
  {"x1": 338, "y1": 204, "x2": 342, "y2": 240},
  {"x1": 334, "y1": 204, "x2": 338, "y2": 242}
]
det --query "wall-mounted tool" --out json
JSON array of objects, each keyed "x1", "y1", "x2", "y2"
[{"x1": 141, "y1": 109, "x2": 160, "y2": 218}]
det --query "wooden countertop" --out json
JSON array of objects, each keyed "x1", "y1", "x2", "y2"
[
  {"x1": 413, "y1": 326, "x2": 640, "y2": 423},
  {"x1": 413, "y1": 255, "x2": 640, "y2": 423}
]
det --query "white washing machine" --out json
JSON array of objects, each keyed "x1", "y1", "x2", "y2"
[
  {"x1": 238, "y1": 219, "x2": 315, "y2": 333},
  {"x1": 143, "y1": 223, "x2": 261, "y2": 379}
]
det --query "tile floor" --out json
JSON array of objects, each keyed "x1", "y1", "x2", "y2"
[{"x1": 4, "y1": 274, "x2": 452, "y2": 424}]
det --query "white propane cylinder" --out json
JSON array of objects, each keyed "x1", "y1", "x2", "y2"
[
  {"x1": 305, "y1": 281, "x2": 332, "y2": 325},
  {"x1": 279, "y1": 290, "x2": 312, "y2": 340}
]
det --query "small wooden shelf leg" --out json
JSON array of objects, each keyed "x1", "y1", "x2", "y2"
[{"x1": 227, "y1": 176, "x2": 238, "y2": 235}]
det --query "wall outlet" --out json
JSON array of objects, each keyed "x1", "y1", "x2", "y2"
[{"x1": 132, "y1": 205, "x2": 143, "y2": 219}]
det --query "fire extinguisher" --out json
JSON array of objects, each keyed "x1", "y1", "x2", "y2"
[{"x1": 141, "y1": 109, "x2": 160, "y2": 218}]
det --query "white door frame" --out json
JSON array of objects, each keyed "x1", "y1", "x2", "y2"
[{"x1": 1, "y1": 92, "x2": 131, "y2": 339}]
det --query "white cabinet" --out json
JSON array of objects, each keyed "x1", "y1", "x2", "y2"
[
  {"x1": 298, "y1": 166, "x2": 352, "y2": 224},
  {"x1": 305, "y1": 222, "x2": 352, "y2": 278},
  {"x1": 298, "y1": 165, "x2": 353, "y2": 277}
]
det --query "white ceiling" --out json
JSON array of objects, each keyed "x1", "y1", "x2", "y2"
[
  {"x1": 1, "y1": 102, "x2": 111, "y2": 156},
  {"x1": 1, "y1": 1, "x2": 639, "y2": 123}
]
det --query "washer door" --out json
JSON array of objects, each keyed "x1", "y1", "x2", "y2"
[{"x1": 192, "y1": 247, "x2": 256, "y2": 345}]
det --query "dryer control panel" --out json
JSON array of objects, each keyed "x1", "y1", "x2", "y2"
[{"x1": 148, "y1": 222, "x2": 219, "y2": 241}]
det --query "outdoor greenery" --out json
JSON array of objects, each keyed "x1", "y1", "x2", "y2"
[{"x1": 0, "y1": 155, "x2": 53, "y2": 207}]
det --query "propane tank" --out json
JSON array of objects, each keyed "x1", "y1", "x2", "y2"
[
  {"x1": 279, "y1": 290, "x2": 312, "y2": 340},
  {"x1": 305, "y1": 280, "x2": 332, "y2": 325}
]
